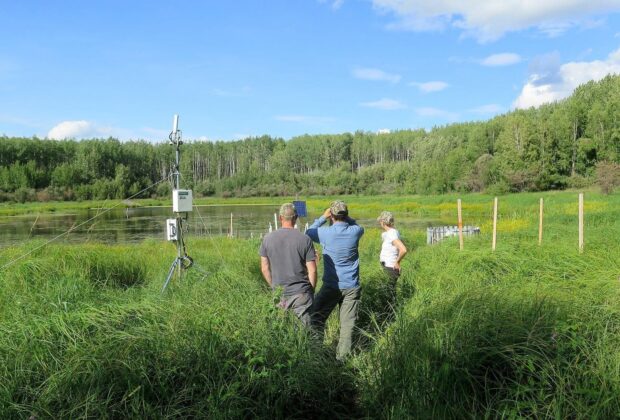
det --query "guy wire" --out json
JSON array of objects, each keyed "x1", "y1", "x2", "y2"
[{"x1": 0, "y1": 174, "x2": 173, "y2": 272}]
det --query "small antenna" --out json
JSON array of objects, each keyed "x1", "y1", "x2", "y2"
[
  {"x1": 169, "y1": 114, "x2": 183, "y2": 191},
  {"x1": 169, "y1": 114, "x2": 182, "y2": 146},
  {"x1": 172, "y1": 114, "x2": 179, "y2": 133}
]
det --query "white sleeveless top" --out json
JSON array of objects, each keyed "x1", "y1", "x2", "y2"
[{"x1": 380, "y1": 228, "x2": 400, "y2": 268}]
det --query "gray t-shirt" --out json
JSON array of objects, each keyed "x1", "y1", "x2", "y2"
[{"x1": 259, "y1": 228, "x2": 316, "y2": 297}]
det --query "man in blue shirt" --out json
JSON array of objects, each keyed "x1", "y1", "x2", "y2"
[{"x1": 306, "y1": 200, "x2": 364, "y2": 360}]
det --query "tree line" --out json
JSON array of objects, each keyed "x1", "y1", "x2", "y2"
[{"x1": 1, "y1": 75, "x2": 620, "y2": 203}]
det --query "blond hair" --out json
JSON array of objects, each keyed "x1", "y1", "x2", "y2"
[{"x1": 377, "y1": 211, "x2": 394, "y2": 226}]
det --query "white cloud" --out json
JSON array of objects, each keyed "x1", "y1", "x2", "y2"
[
  {"x1": 360, "y1": 98, "x2": 406, "y2": 110},
  {"x1": 410, "y1": 81, "x2": 449, "y2": 92},
  {"x1": 415, "y1": 107, "x2": 459, "y2": 120},
  {"x1": 481, "y1": 53, "x2": 522, "y2": 66},
  {"x1": 469, "y1": 104, "x2": 504, "y2": 114},
  {"x1": 353, "y1": 67, "x2": 401, "y2": 83},
  {"x1": 513, "y1": 47, "x2": 620, "y2": 109},
  {"x1": 372, "y1": 0, "x2": 620, "y2": 42},
  {"x1": 47, "y1": 120, "x2": 164, "y2": 141},
  {"x1": 48, "y1": 120, "x2": 98, "y2": 139}
]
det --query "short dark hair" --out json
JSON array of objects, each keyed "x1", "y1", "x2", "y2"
[{"x1": 332, "y1": 213, "x2": 347, "y2": 221}]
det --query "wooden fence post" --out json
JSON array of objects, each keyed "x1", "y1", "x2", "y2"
[
  {"x1": 579, "y1": 193, "x2": 584, "y2": 253},
  {"x1": 229, "y1": 213, "x2": 233, "y2": 238},
  {"x1": 492, "y1": 197, "x2": 498, "y2": 251},
  {"x1": 457, "y1": 199, "x2": 463, "y2": 250},
  {"x1": 274, "y1": 213, "x2": 278, "y2": 230},
  {"x1": 538, "y1": 198, "x2": 543, "y2": 246}
]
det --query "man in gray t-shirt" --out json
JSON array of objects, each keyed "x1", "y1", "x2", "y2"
[{"x1": 259, "y1": 203, "x2": 317, "y2": 326}]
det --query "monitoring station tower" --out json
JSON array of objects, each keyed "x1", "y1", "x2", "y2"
[{"x1": 162, "y1": 114, "x2": 194, "y2": 291}]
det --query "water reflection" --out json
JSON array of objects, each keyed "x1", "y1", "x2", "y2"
[{"x1": 0, "y1": 205, "x2": 442, "y2": 247}]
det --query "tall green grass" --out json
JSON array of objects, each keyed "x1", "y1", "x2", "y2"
[
  {"x1": 1, "y1": 190, "x2": 619, "y2": 418},
  {"x1": 355, "y1": 191, "x2": 620, "y2": 418},
  {"x1": 0, "y1": 239, "x2": 356, "y2": 418}
]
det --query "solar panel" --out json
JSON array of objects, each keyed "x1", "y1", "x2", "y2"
[{"x1": 293, "y1": 200, "x2": 307, "y2": 217}]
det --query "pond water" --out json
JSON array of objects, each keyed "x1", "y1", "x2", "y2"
[{"x1": 0, "y1": 204, "x2": 442, "y2": 247}]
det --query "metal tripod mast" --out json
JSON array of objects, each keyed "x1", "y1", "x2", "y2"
[{"x1": 162, "y1": 114, "x2": 193, "y2": 292}]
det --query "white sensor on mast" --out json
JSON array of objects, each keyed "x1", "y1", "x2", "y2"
[
  {"x1": 169, "y1": 114, "x2": 182, "y2": 146},
  {"x1": 173, "y1": 114, "x2": 179, "y2": 134}
]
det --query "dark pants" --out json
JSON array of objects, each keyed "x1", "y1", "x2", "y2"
[
  {"x1": 311, "y1": 285, "x2": 361, "y2": 360},
  {"x1": 381, "y1": 261, "x2": 400, "y2": 280},
  {"x1": 278, "y1": 292, "x2": 314, "y2": 328},
  {"x1": 381, "y1": 262, "x2": 400, "y2": 309}
]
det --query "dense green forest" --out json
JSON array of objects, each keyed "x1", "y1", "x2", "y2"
[{"x1": 1, "y1": 75, "x2": 620, "y2": 202}]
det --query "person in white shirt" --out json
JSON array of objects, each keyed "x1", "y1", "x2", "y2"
[{"x1": 377, "y1": 211, "x2": 408, "y2": 296}]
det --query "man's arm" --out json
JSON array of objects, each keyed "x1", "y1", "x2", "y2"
[
  {"x1": 392, "y1": 239, "x2": 408, "y2": 272},
  {"x1": 343, "y1": 216, "x2": 364, "y2": 235},
  {"x1": 306, "y1": 208, "x2": 330, "y2": 242},
  {"x1": 260, "y1": 256, "x2": 272, "y2": 287},
  {"x1": 306, "y1": 260, "x2": 317, "y2": 289}
]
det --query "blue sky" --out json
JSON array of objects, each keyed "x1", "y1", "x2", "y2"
[{"x1": 1, "y1": 0, "x2": 620, "y2": 142}]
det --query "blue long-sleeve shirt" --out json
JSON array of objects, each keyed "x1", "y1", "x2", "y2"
[{"x1": 306, "y1": 216, "x2": 364, "y2": 289}]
